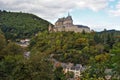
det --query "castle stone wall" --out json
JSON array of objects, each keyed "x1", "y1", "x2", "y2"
[{"x1": 49, "y1": 15, "x2": 90, "y2": 33}]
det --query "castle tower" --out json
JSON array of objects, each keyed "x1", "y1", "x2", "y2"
[
  {"x1": 55, "y1": 18, "x2": 64, "y2": 27},
  {"x1": 48, "y1": 24, "x2": 53, "y2": 32},
  {"x1": 63, "y1": 13, "x2": 73, "y2": 27}
]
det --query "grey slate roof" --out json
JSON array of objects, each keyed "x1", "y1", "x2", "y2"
[
  {"x1": 76, "y1": 25, "x2": 90, "y2": 29},
  {"x1": 65, "y1": 16, "x2": 73, "y2": 20}
]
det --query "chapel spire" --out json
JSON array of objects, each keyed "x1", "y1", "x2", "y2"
[{"x1": 68, "y1": 12, "x2": 70, "y2": 16}]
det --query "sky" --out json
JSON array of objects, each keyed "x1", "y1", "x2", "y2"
[{"x1": 0, "y1": 0, "x2": 120, "y2": 31}]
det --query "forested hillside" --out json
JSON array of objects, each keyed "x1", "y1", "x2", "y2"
[
  {"x1": 30, "y1": 31, "x2": 120, "y2": 79},
  {"x1": 0, "y1": 30, "x2": 54, "y2": 80},
  {"x1": 0, "y1": 30, "x2": 24, "y2": 59},
  {"x1": 0, "y1": 10, "x2": 51, "y2": 40},
  {"x1": 0, "y1": 28, "x2": 120, "y2": 79}
]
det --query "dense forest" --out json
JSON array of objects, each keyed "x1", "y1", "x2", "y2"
[
  {"x1": 30, "y1": 31, "x2": 120, "y2": 79},
  {"x1": 0, "y1": 30, "x2": 56, "y2": 80},
  {"x1": 0, "y1": 29, "x2": 120, "y2": 80},
  {"x1": 0, "y1": 10, "x2": 51, "y2": 40}
]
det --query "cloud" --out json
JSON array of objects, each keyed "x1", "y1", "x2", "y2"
[
  {"x1": 76, "y1": 0, "x2": 108, "y2": 11},
  {"x1": 0, "y1": 0, "x2": 110, "y2": 20},
  {"x1": 109, "y1": 0, "x2": 115, "y2": 2},
  {"x1": 109, "y1": 1, "x2": 120, "y2": 16}
]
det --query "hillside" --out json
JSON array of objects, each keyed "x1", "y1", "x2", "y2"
[
  {"x1": 0, "y1": 10, "x2": 51, "y2": 40},
  {"x1": 99, "y1": 29, "x2": 120, "y2": 34}
]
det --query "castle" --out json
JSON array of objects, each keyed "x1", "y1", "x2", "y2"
[{"x1": 49, "y1": 14, "x2": 90, "y2": 33}]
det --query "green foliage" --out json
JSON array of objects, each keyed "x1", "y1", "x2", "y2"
[
  {"x1": 94, "y1": 30, "x2": 120, "y2": 49},
  {"x1": 110, "y1": 42, "x2": 120, "y2": 78},
  {"x1": 0, "y1": 33, "x2": 24, "y2": 60},
  {"x1": 54, "y1": 67, "x2": 67, "y2": 80},
  {"x1": 1, "y1": 42, "x2": 24, "y2": 55},
  {"x1": 81, "y1": 61, "x2": 107, "y2": 79},
  {"x1": 65, "y1": 72, "x2": 74, "y2": 79},
  {"x1": 30, "y1": 31, "x2": 120, "y2": 65},
  {"x1": 0, "y1": 33, "x2": 6, "y2": 51},
  {"x1": 0, "y1": 11, "x2": 51, "y2": 40},
  {"x1": 29, "y1": 30, "x2": 120, "y2": 79},
  {"x1": 0, "y1": 29, "x2": 3, "y2": 34},
  {"x1": 0, "y1": 32, "x2": 54, "y2": 80},
  {"x1": 30, "y1": 32, "x2": 93, "y2": 65},
  {"x1": 0, "y1": 55, "x2": 24, "y2": 80},
  {"x1": 0, "y1": 53, "x2": 54, "y2": 80}
]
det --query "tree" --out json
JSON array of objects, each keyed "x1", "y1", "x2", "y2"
[
  {"x1": 65, "y1": 72, "x2": 74, "y2": 79},
  {"x1": 0, "y1": 34, "x2": 6, "y2": 51},
  {"x1": 82, "y1": 30, "x2": 86, "y2": 34},
  {"x1": 110, "y1": 42, "x2": 120, "y2": 79},
  {"x1": 0, "y1": 52, "x2": 54, "y2": 80},
  {"x1": 74, "y1": 38, "x2": 88, "y2": 50},
  {"x1": 54, "y1": 66, "x2": 67, "y2": 80},
  {"x1": 0, "y1": 55, "x2": 24, "y2": 80},
  {"x1": 2, "y1": 42, "x2": 24, "y2": 56},
  {"x1": 0, "y1": 33, "x2": 6, "y2": 60}
]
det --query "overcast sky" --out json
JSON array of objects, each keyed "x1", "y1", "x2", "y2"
[{"x1": 0, "y1": 0, "x2": 120, "y2": 31}]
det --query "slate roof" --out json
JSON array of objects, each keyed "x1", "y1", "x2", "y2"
[
  {"x1": 65, "y1": 16, "x2": 73, "y2": 20},
  {"x1": 76, "y1": 25, "x2": 90, "y2": 29}
]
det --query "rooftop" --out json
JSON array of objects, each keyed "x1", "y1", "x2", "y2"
[{"x1": 76, "y1": 25, "x2": 90, "y2": 29}]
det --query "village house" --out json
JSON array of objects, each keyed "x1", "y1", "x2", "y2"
[
  {"x1": 17, "y1": 39, "x2": 30, "y2": 47},
  {"x1": 61, "y1": 63, "x2": 84, "y2": 78},
  {"x1": 52, "y1": 60, "x2": 85, "y2": 79}
]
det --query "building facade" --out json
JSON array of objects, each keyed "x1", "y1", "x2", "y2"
[{"x1": 49, "y1": 14, "x2": 90, "y2": 33}]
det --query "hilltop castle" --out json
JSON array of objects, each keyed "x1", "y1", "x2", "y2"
[{"x1": 49, "y1": 14, "x2": 90, "y2": 33}]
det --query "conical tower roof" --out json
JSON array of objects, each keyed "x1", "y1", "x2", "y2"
[{"x1": 65, "y1": 13, "x2": 73, "y2": 20}]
